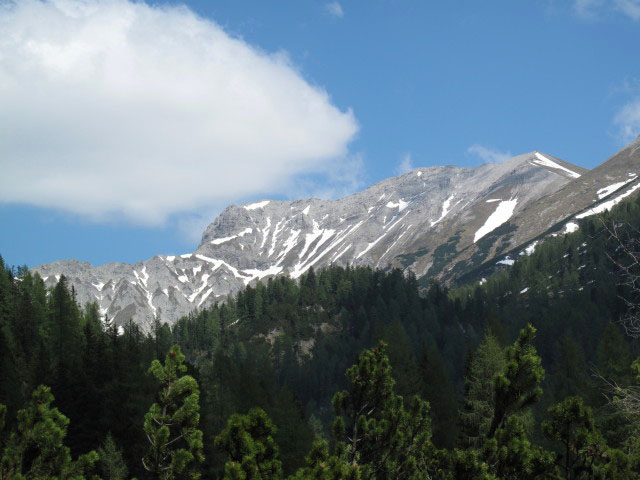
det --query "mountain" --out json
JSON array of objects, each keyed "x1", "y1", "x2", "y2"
[
  {"x1": 33, "y1": 140, "x2": 640, "y2": 329},
  {"x1": 458, "y1": 136, "x2": 640, "y2": 282}
]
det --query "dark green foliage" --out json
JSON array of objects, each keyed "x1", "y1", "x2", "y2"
[
  {"x1": 214, "y1": 408, "x2": 282, "y2": 480},
  {"x1": 444, "y1": 326, "x2": 551, "y2": 480},
  {"x1": 2, "y1": 195, "x2": 640, "y2": 477},
  {"x1": 0, "y1": 385, "x2": 99, "y2": 480},
  {"x1": 143, "y1": 345, "x2": 203, "y2": 480},
  {"x1": 0, "y1": 404, "x2": 5, "y2": 433},
  {"x1": 418, "y1": 346, "x2": 458, "y2": 448},
  {"x1": 488, "y1": 324, "x2": 544, "y2": 438},
  {"x1": 482, "y1": 415, "x2": 552, "y2": 480},
  {"x1": 597, "y1": 322, "x2": 632, "y2": 384},
  {"x1": 97, "y1": 433, "x2": 128, "y2": 480},
  {"x1": 542, "y1": 396, "x2": 606, "y2": 479},
  {"x1": 459, "y1": 333, "x2": 505, "y2": 448},
  {"x1": 290, "y1": 440, "x2": 360, "y2": 480},
  {"x1": 332, "y1": 342, "x2": 433, "y2": 479}
]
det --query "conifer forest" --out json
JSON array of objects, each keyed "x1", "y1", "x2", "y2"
[{"x1": 3, "y1": 196, "x2": 640, "y2": 479}]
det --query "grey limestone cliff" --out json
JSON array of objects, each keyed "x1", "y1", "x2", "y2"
[{"x1": 33, "y1": 146, "x2": 640, "y2": 329}]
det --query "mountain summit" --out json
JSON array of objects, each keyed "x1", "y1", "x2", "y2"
[{"x1": 34, "y1": 145, "x2": 640, "y2": 329}]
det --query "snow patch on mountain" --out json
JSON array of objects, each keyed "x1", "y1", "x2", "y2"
[
  {"x1": 245, "y1": 200, "x2": 270, "y2": 210},
  {"x1": 276, "y1": 229, "x2": 301, "y2": 264},
  {"x1": 386, "y1": 199, "x2": 409, "y2": 212},
  {"x1": 259, "y1": 218, "x2": 272, "y2": 251},
  {"x1": 531, "y1": 152, "x2": 581, "y2": 178},
  {"x1": 474, "y1": 199, "x2": 518, "y2": 243},
  {"x1": 211, "y1": 227, "x2": 253, "y2": 245},
  {"x1": 332, "y1": 243, "x2": 353, "y2": 262},
  {"x1": 242, "y1": 265, "x2": 283, "y2": 283},
  {"x1": 576, "y1": 182, "x2": 640, "y2": 219},
  {"x1": 596, "y1": 175, "x2": 637, "y2": 199},
  {"x1": 523, "y1": 241, "x2": 538, "y2": 256},
  {"x1": 431, "y1": 195, "x2": 454, "y2": 226},
  {"x1": 565, "y1": 222, "x2": 579, "y2": 233}
]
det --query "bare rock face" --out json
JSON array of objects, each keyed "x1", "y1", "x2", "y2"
[{"x1": 33, "y1": 144, "x2": 640, "y2": 330}]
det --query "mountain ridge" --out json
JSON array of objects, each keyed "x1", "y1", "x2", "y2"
[{"x1": 32, "y1": 144, "x2": 639, "y2": 330}]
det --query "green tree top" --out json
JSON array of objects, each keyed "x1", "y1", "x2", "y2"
[
  {"x1": 143, "y1": 345, "x2": 203, "y2": 480},
  {"x1": 332, "y1": 341, "x2": 433, "y2": 479},
  {"x1": 214, "y1": 408, "x2": 282, "y2": 480},
  {"x1": 488, "y1": 324, "x2": 544, "y2": 438},
  {"x1": 542, "y1": 396, "x2": 606, "y2": 480},
  {"x1": 0, "y1": 385, "x2": 99, "y2": 480}
]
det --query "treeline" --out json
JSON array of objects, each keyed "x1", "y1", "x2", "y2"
[{"x1": 2, "y1": 196, "x2": 640, "y2": 477}]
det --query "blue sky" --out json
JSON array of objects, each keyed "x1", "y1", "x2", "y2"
[{"x1": 1, "y1": 0, "x2": 640, "y2": 268}]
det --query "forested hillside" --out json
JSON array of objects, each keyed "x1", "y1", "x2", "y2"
[{"x1": 2, "y1": 195, "x2": 640, "y2": 478}]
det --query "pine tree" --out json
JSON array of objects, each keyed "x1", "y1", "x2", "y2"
[
  {"x1": 0, "y1": 385, "x2": 99, "y2": 479},
  {"x1": 332, "y1": 341, "x2": 433, "y2": 479},
  {"x1": 488, "y1": 324, "x2": 544, "y2": 438},
  {"x1": 214, "y1": 408, "x2": 282, "y2": 480},
  {"x1": 542, "y1": 396, "x2": 606, "y2": 479},
  {"x1": 290, "y1": 440, "x2": 360, "y2": 480},
  {"x1": 484, "y1": 415, "x2": 552, "y2": 480},
  {"x1": 143, "y1": 345, "x2": 204, "y2": 480}
]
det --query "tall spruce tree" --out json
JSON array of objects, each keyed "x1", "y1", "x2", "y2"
[
  {"x1": 98, "y1": 433, "x2": 128, "y2": 480},
  {"x1": 459, "y1": 333, "x2": 505, "y2": 448}
]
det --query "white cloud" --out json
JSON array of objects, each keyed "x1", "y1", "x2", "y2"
[
  {"x1": 0, "y1": 0, "x2": 358, "y2": 225},
  {"x1": 614, "y1": 99, "x2": 640, "y2": 144},
  {"x1": 466, "y1": 145, "x2": 513, "y2": 164},
  {"x1": 573, "y1": 0, "x2": 605, "y2": 19},
  {"x1": 573, "y1": 0, "x2": 640, "y2": 20},
  {"x1": 325, "y1": 2, "x2": 344, "y2": 18},
  {"x1": 394, "y1": 153, "x2": 414, "y2": 176},
  {"x1": 616, "y1": 0, "x2": 640, "y2": 19}
]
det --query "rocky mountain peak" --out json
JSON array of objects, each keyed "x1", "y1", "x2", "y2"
[{"x1": 33, "y1": 144, "x2": 640, "y2": 330}]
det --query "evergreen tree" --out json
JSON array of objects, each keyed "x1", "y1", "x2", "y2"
[
  {"x1": 597, "y1": 323, "x2": 632, "y2": 385},
  {"x1": 214, "y1": 408, "x2": 282, "y2": 480},
  {"x1": 98, "y1": 433, "x2": 128, "y2": 480},
  {"x1": 143, "y1": 345, "x2": 203, "y2": 480},
  {"x1": 0, "y1": 385, "x2": 99, "y2": 480},
  {"x1": 332, "y1": 341, "x2": 433, "y2": 479},
  {"x1": 459, "y1": 333, "x2": 505, "y2": 448},
  {"x1": 488, "y1": 324, "x2": 544, "y2": 438},
  {"x1": 542, "y1": 396, "x2": 606, "y2": 480},
  {"x1": 290, "y1": 440, "x2": 360, "y2": 480},
  {"x1": 483, "y1": 415, "x2": 552, "y2": 480},
  {"x1": 418, "y1": 346, "x2": 458, "y2": 448}
]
